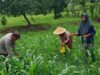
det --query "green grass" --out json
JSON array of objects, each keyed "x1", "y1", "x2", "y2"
[
  {"x1": 0, "y1": 13, "x2": 80, "y2": 28},
  {"x1": 0, "y1": 14, "x2": 100, "y2": 75}
]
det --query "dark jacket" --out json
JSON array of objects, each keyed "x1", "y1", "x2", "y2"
[
  {"x1": 77, "y1": 13, "x2": 96, "y2": 44},
  {"x1": 77, "y1": 26, "x2": 96, "y2": 43}
]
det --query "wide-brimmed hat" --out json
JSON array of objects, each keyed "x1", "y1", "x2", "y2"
[{"x1": 53, "y1": 27, "x2": 66, "y2": 35}]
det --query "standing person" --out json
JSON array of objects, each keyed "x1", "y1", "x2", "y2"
[
  {"x1": 0, "y1": 31, "x2": 21, "y2": 57},
  {"x1": 53, "y1": 27, "x2": 72, "y2": 54},
  {"x1": 73, "y1": 13, "x2": 96, "y2": 65}
]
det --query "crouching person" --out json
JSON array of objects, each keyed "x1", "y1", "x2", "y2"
[
  {"x1": 53, "y1": 27, "x2": 72, "y2": 54},
  {"x1": 0, "y1": 31, "x2": 21, "y2": 57}
]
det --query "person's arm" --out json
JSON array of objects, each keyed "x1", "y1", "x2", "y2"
[
  {"x1": 12, "y1": 44, "x2": 19, "y2": 56},
  {"x1": 59, "y1": 36, "x2": 65, "y2": 47},
  {"x1": 64, "y1": 33, "x2": 69, "y2": 43},
  {"x1": 77, "y1": 29, "x2": 81, "y2": 36},
  {"x1": 89, "y1": 26, "x2": 96, "y2": 35},
  {"x1": 4, "y1": 39, "x2": 15, "y2": 56},
  {"x1": 72, "y1": 29, "x2": 81, "y2": 36},
  {"x1": 83, "y1": 26, "x2": 96, "y2": 38}
]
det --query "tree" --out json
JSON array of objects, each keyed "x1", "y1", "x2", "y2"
[
  {"x1": 52, "y1": 0, "x2": 67, "y2": 19},
  {"x1": 1, "y1": 16, "x2": 7, "y2": 26},
  {"x1": 90, "y1": 0, "x2": 95, "y2": 18},
  {"x1": 0, "y1": 0, "x2": 5, "y2": 14},
  {"x1": 31, "y1": 0, "x2": 52, "y2": 15},
  {"x1": 80, "y1": 0, "x2": 87, "y2": 13},
  {"x1": 0, "y1": 0, "x2": 33, "y2": 26},
  {"x1": 0, "y1": 0, "x2": 53, "y2": 26},
  {"x1": 0, "y1": 0, "x2": 67, "y2": 26},
  {"x1": 9, "y1": 0, "x2": 32, "y2": 26}
]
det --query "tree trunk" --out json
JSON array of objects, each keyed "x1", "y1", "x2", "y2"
[
  {"x1": 90, "y1": 0, "x2": 95, "y2": 18},
  {"x1": 90, "y1": 5, "x2": 94, "y2": 18},
  {"x1": 54, "y1": 9, "x2": 62, "y2": 19},
  {"x1": 23, "y1": 14, "x2": 31, "y2": 26}
]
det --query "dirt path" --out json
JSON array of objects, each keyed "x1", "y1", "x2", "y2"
[{"x1": 0, "y1": 24, "x2": 51, "y2": 34}]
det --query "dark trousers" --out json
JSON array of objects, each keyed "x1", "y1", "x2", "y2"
[{"x1": 82, "y1": 43, "x2": 96, "y2": 66}]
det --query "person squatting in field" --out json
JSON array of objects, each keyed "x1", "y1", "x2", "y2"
[
  {"x1": 73, "y1": 13, "x2": 96, "y2": 65},
  {"x1": 0, "y1": 31, "x2": 21, "y2": 57},
  {"x1": 53, "y1": 27, "x2": 72, "y2": 54}
]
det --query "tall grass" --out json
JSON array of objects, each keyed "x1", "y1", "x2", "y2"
[{"x1": 0, "y1": 13, "x2": 100, "y2": 75}]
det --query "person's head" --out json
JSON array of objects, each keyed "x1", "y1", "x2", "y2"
[
  {"x1": 59, "y1": 32, "x2": 66, "y2": 37},
  {"x1": 81, "y1": 13, "x2": 89, "y2": 22},
  {"x1": 11, "y1": 31, "x2": 21, "y2": 41}
]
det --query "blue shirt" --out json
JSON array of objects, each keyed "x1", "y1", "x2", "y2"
[{"x1": 77, "y1": 26, "x2": 96, "y2": 43}]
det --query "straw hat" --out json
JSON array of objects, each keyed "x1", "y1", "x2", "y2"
[{"x1": 53, "y1": 27, "x2": 67, "y2": 35}]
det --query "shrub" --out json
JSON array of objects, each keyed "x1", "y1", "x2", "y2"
[{"x1": 1, "y1": 16, "x2": 7, "y2": 26}]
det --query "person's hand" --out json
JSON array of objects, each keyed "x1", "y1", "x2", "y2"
[
  {"x1": 61, "y1": 43, "x2": 65, "y2": 47},
  {"x1": 83, "y1": 34, "x2": 91, "y2": 38},
  {"x1": 16, "y1": 54, "x2": 19, "y2": 58},
  {"x1": 70, "y1": 33, "x2": 73, "y2": 36},
  {"x1": 64, "y1": 40, "x2": 67, "y2": 44},
  {"x1": 71, "y1": 33, "x2": 77, "y2": 36},
  {"x1": 14, "y1": 52, "x2": 19, "y2": 58}
]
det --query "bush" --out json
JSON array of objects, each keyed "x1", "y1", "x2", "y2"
[{"x1": 1, "y1": 16, "x2": 7, "y2": 26}]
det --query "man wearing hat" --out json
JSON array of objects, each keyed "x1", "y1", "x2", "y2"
[
  {"x1": 0, "y1": 31, "x2": 20, "y2": 57},
  {"x1": 53, "y1": 27, "x2": 72, "y2": 53}
]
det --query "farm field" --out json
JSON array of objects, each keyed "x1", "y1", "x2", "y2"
[{"x1": 0, "y1": 14, "x2": 100, "y2": 75}]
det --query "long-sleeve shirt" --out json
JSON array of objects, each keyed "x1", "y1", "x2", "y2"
[
  {"x1": 60, "y1": 31, "x2": 72, "y2": 49},
  {"x1": 77, "y1": 26, "x2": 96, "y2": 43},
  {"x1": 0, "y1": 33, "x2": 16, "y2": 56}
]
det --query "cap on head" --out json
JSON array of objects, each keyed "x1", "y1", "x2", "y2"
[
  {"x1": 53, "y1": 27, "x2": 66, "y2": 35},
  {"x1": 12, "y1": 31, "x2": 21, "y2": 39}
]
